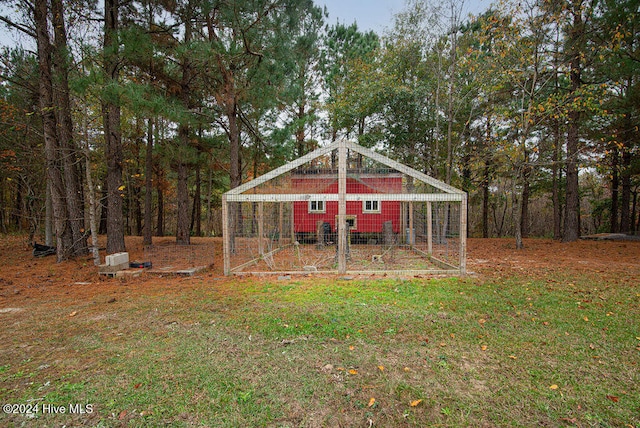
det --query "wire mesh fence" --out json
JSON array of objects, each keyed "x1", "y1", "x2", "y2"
[
  {"x1": 223, "y1": 140, "x2": 466, "y2": 275},
  {"x1": 225, "y1": 200, "x2": 462, "y2": 274},
  {"x1": 143, "y1": 240, "x2": 216, "y2": 272}
]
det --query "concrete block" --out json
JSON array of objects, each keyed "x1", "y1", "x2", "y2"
[{"x1": 106, "y1": 252, "x2": 129, "y2": 267}]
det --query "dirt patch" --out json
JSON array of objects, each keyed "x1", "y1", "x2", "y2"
[
  {"x1": 1, "y1": 235, "x2": 638, "y2": 308},
  {"x1": 467, "y1": 238, "x2": 640, "y2": 278}
]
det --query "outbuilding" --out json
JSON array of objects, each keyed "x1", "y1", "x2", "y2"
[{"x1": 222, "y1": 139, "x2": 467, "y2": 275}]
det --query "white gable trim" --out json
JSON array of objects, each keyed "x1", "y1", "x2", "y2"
[
  {"x1": 224, "y1": 139, "x2": 465, "y2": 196},
  {"x1": 225, "y1": 141, "x2": 339, "y2": 196}
]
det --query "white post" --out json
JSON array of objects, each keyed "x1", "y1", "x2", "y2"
[
  {"x1": 427, "y1": 201, "x2": 433, "y2": 255},
  {"x1": 408, "y1": 201, "x2": 414, "y2": 248},
  {"x1": 279, "y1": 202, "x2": 284, "y2": 246},
  {"x1": 222, "y1": 195, "x2": 230, "y2": 275},
  {"x1": 258, "y1": 201, "x2": 264, "y2": 256},
  {"x1": 460, "y1": 194, "x2": 467, "y2": 274},
  {"x1": 338, "y1": 139, "x2": 347, "y2": 274}
]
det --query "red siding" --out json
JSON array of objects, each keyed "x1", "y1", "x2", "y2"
[{"x1": 292, "y1": 176, "x2": 402, "y2": 233}]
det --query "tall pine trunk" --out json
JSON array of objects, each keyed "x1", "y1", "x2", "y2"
[
  {"x1": 143, "y1": 118, "x2": 154, "y2": 246},
  {"x1": 225, "y1": 89, "x2": 241, "y2": 253},
  {"x1": 156, "y1": 176, "x2": 164, "y2": 237},
  {"x1": 176, "y1": 155, "x2": 190, "y2": 244},
  {"x1": 191, "y1": 166, "x2": 201, "y2": 237},
  {"x1": 296, "y1": 102, "x2": 306, "y2": 157},
  {"x1": 563, "y1": 0, "x2": 584, "y2": 242},
  {"x1": 175, "y1": 5, "x2": 193, "y2": 245},
  {"x1": 51, "y1": 0, "x2": 87, "y2": 257},
  {"x1": 103, "y1": 0, "x2": 126, "y2": 254},
  {"x1": 552, "y1": 119, "x2": 562, "y2": 239},
  {"x1": 620, "y1": 144, "x2": 632, "y2": 232},
  {"x1": 610, "y1": 144, "x2": 619, "y2": 233},
  {"x1": 35, "y1": 0, "x2": 72, "y2": 261},
  {"x1": 521, "y1": 180, "x2": 530, "y2": 239}
]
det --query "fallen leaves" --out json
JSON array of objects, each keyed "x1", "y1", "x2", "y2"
[
  {"x1": 606, "y1": 395, "x2": 619, "y2": 403},
  {"x1": 410, "y1": 399, "x2": 423, "y2": 407},
  {"x1": 68, "y1": 311, "x2": 78, "y2": 317},
  {"x1": 368, "y1": 397, "x2": 376, "y2": 407},
  {"x1": 549, "y1": 384, "x2": 559, "y2": 390}
]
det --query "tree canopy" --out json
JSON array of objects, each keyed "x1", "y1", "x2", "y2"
[{"x1": 0, "y1": 0, "x2": 638, "y2": 255}]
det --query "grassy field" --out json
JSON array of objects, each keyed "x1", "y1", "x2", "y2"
[
  {"x1": 0, "y1": 235, "x2": 639, "y2": 427},
  {"x1": 1, "y1": 270, "x2": 638, "y2": 427}
]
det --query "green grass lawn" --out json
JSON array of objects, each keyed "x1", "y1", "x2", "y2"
[{"x1": 1, "y1": 272, "x2": 638, "y2": 427}]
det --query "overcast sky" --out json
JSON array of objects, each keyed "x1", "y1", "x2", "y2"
[{"x1": 318, "y1": 0, "x2": 491, "y2": 34}]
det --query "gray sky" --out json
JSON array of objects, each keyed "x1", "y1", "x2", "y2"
[{"x1": 319, "y1": 0, "x2": 491, "y2": 34}]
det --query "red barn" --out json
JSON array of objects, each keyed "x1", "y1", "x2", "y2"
[{"x1": 292, "y1": 170, "x2": 402, "y2": 241}]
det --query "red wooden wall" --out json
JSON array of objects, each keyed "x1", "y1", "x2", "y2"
[{"x1": 292, "y1": 176, "x2": 402, "y2": 234}]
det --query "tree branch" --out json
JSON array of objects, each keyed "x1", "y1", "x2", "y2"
[{"x1": 0, "y1": 15, "x2": 37, "y2": 39}]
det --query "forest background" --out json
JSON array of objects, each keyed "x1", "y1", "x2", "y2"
[{"x1": 0, "y1": 0, "x2": 638, "y2": 261}]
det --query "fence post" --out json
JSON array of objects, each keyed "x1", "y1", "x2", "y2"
[
  {"x1": 427, "y1": 201, "x2": 433, "y2": 255},
  {"x1": 337, "y1": 139, "x2": 347, "y2": 274},
  {"x1": 222, "y1": 195, "x2": 230, "y2": 275},
  {"x1": 460, "y1": 194, "x2": 467, "y2": 274}
]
